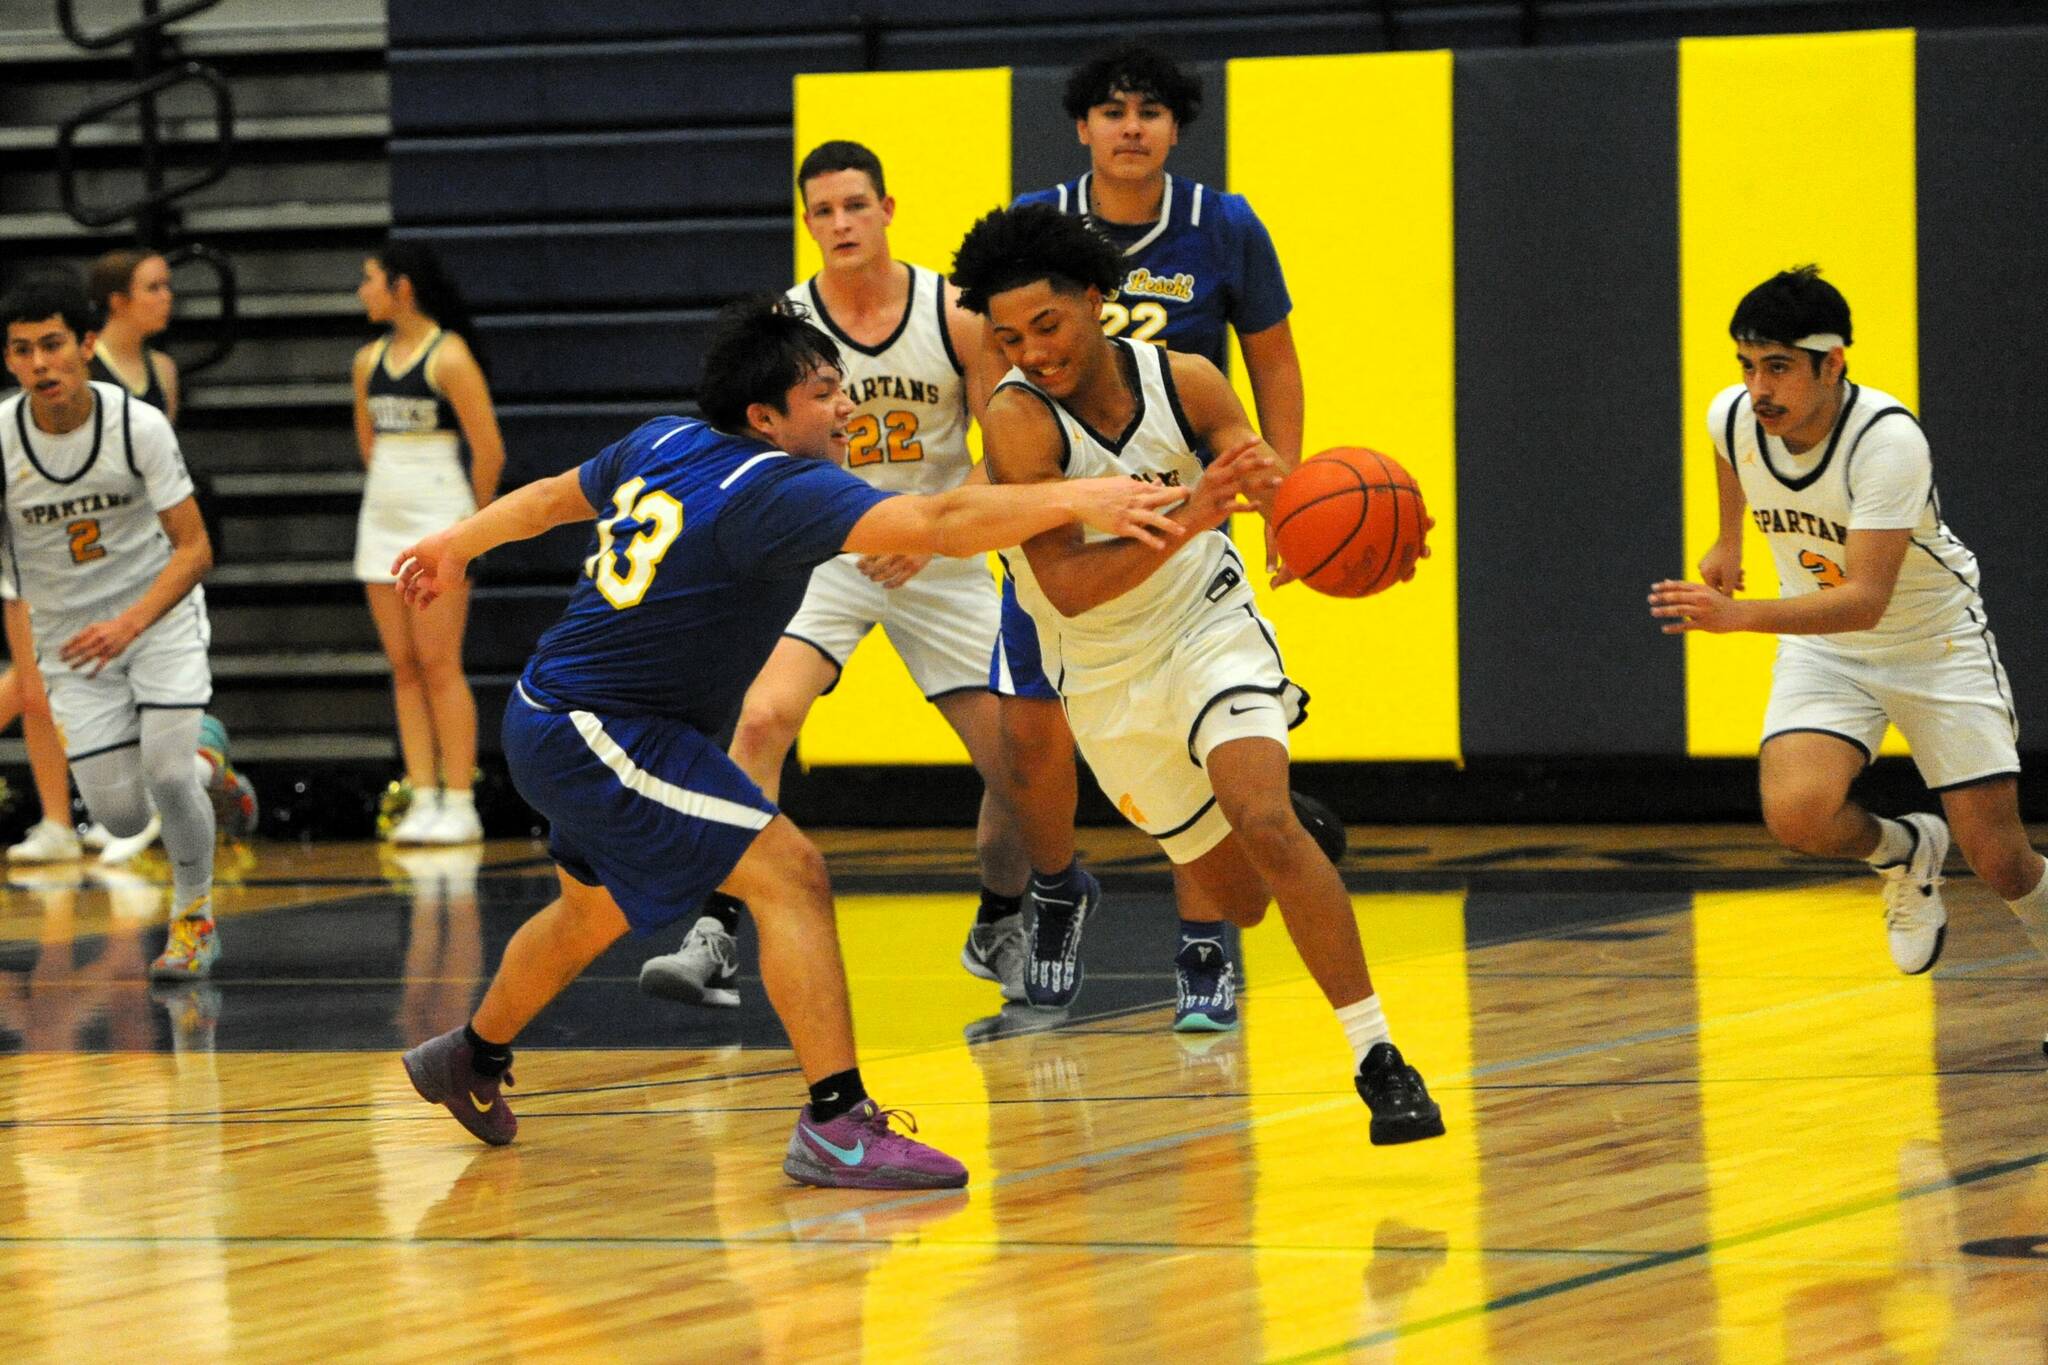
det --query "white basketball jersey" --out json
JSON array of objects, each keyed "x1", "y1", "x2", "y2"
[
  {"x1": 1, "y1": 381, "x2": 197, "y2": 619},
  {"x1": 999, "y1": 338, "x2": 1233, "y2": 681},
  {"x1": 1710, "y1": 381, "x2": 1985, "y2": 653},
  {"x1": 787, "y1": 263, "x2": 971, "y2": 496}
]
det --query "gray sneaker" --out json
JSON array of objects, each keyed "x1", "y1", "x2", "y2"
[
  {"x1": 961, "y1": 913, "x2": 1028, "y2": 1002},
  {"x1": 638, "y1": 916, "x2": 740, "y2": 1007}
]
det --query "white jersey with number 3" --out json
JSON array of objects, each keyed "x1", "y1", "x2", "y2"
[
  {"x1": 787, "y1": 264, "x2": 971, "y2": 496},
  {"x1": 1710, "y1": 381, "x2": 1986, "y2": 655},
  {"x1": 999, "y1": 338, "x2": 1232, "y2": 683}
]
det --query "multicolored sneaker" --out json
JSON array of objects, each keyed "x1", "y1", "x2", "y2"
[
  {"x1": 1354, "y1": 1042, "x2": 1446, "y2": 1146},
  {"x1": 1172, "y1": 935, "x2": 1239, "y2": 1032},
  {"x1": 1026, "y1": 868, "x2": 1098, "y2": 1008},
  {"x1": 639, "y1": 916, "x2": 741, "y2": 1007},
  {"x1": 961, "y1": 913, "x2": 1028, "y2": 1002},
  {"x1": 149, "y1": 909, "x2": 220, "y2": 980},
  {"x1": 401, "y1": 1026, "x2": 517, "y2": 1146},
  {"x1": 783, "y1": 1099, "x2": 968, "y2": 1190}
]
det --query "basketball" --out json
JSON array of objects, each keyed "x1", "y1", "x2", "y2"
[{"x1": 1270, "y1": 448, "x2": 1431, "y2": 598}]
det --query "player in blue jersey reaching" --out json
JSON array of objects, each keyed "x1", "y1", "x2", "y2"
[
  {"x1": 392, "y1": 296, "x2": 1254, "y2": 1189},
  {"x1": 997, "y1": 44, "x2": 1303, "y2": 1029}
]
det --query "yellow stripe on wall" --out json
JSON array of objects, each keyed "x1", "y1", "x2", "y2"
[
  {"x1": 1226, "y1": 53, "x2": 1460, "y2": 761},
  {"x1": 1678, "y1": 30, "x2": 1917, "y2": 756},
  {"x1": 792, "y1": 68, "x2": 1011, "y2": 765}
]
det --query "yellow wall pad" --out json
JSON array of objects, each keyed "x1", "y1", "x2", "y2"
[
  {"x1": 1227, "y1": 52, "x2": 1461, "y2": 761},
  {"x1": 1678, "y1": 30, "x2": 1917, "y2": 756}
]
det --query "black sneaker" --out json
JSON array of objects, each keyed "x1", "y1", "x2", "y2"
[{"x1": 1354, "y1": 1042, "x2": 1445, "y2": 1146}]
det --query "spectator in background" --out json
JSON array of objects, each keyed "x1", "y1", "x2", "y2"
[{"x1": 352, "y1": 242, "x2": 505, "y2": 845}]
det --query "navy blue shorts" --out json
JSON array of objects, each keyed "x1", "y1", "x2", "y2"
[
  {"x1": 502, "y1": 685, "x2": 776, "y2": 935},
  {"x1": 989, "y1": 572, "x2": 1060, "y2": 701}
]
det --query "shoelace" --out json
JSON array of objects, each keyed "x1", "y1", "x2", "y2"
[{"x1": 853, "y1": 1104, "x2": 920, "y2": 1140}]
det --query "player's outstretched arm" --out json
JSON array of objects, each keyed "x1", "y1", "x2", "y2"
[
  {"x1": 979, "y1": 388, "x2": 1273, "y2": 616},
  {"x1": 1651, "y1": 527, "x2": 1910, "y2": 636},
  {"x1": 394, "y1": 466, "x2": 595, "y2": 609},
  {"x1": 842, "y1": 469, "x2": 1184, "y2": 562}
]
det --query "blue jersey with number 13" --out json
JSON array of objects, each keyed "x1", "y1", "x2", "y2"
[{"x1": 521, "y1": 417, "x2": 894, "y2": 731}]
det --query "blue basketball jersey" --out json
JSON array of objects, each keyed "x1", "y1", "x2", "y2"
[
  {"x1": 521, "y1": 417, "x2": 895, "y2": 730},
  {"x1": 1014, "y1": 173, "x2": 1292, "y2": 370}
]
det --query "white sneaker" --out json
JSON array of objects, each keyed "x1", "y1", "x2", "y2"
[
  {"x1": 638, "y1": 917, "x2": 741, "y2": 1007},
  {"x1": 413, "y1": 797, "x2": 483, "y2": 845},
  {"x1": 98, "y1": 812, "x2": 162, "y2": 866},
  {"x1": 81, "y1": 823, "x2": 113, "y2": 851},
  {"x1": 8, "y1": 820, "x2": 81, "y2": 863},
  {"x1": 1880, "y1": 812, "x2": 1950, "y2": 974},
  {"x1": 388, "y1": 792, "x2": 443, "y2": 844}
]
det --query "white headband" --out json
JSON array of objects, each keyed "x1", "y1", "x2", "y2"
[{"x1": 1793, "y1": 332, "x2": 1846, "y2": 352}]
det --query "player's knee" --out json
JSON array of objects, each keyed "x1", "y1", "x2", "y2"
[
  {"x1": 1759, "y1": 784, "x2": 1835, "y2": 853},
  {"x1": 734, "y1": 696, "x2": 804, "y2": 762},
  {"x1": 1228, "y1": 797, "x2": 1307, "y2": 871}
]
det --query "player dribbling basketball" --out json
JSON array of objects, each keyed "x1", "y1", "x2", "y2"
[{"x1": 954, "y1": 205, "x2": 1444, "y2": 1142}]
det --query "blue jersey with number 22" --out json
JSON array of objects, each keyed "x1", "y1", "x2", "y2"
[{"x1": 521, "y1": 417, "x2": 895, "y2": 731}]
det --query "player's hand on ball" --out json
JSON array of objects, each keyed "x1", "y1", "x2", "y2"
[
  {"x1": 1649, "y1": 578, "x2": 1748, "y2": 633},
  {"x1": 58, "y1": 615, "x2": 141, "y2": 676},
  {"x1": 1398, "y1": 514, "x2": 1437, "y2": 582},
  {"x1": 857, "y1": 553, "x2": 931, "y2": 589},
  {"x1": 1697, "y1": 540, "x2": 1744, "y2": 595},
  {"x1": 1069, "y1": 475, "x2": 1186, "y2": 549},
  {"x1": 1185, "y1": 440, "x2": 1278, "y2": 535},
  {"x1": 393, "y1": 531, "x2": 468, "y2": 610}
]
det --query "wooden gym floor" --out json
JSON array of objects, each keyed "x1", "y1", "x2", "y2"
[{"x1": 0, "y1": 824, "x2": 2043, "y2": 1361}]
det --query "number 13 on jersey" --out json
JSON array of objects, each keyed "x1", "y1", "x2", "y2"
[{"x1": 586, "y1": 476, "x2": 683, "y2": 608}]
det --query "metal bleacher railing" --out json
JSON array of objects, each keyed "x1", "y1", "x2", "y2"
[{"x1": 50, "y1": 0, "x2": 239, "y2": 376}]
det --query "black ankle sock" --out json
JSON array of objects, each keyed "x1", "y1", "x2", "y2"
[
  {"x1": 701, "y1": 892, "x2": 745, "y2": 935},
  {"x1": 463, "y1": 1022, "x2": 513, "y2": 1078},
  {"x1": 808, "y1": 1067, "x2": 867, "y2": 1123},
  {"x1": 977, "y1": 889, "x2": 1023, "y2": 925}
]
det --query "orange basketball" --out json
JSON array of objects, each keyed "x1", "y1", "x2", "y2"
[{"x1": 1270, "y1": 448, "x2": 1429, "y2": 598}]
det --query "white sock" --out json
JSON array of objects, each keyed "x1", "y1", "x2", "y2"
[
  {"x1": 441, "y1": 788, "x2": 474, "y2": 810},
  {"x1": 1867, "y1": 816, "x2": 1915, "y2": 869},
  {"x1": 1336, "y1": 994, "x2": 1391, "y2": 1069},
  {"x1": 2004, "y1": 856, "x2": 2048, "y2": 960}
]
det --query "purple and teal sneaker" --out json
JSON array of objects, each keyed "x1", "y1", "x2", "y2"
[
  {"x1": 1172, "y1": 935, "x2": 1239, "y2": 1033},
  {"x1": 402, "y1": 1027, "x2": 517, "y2": 1146},
  {"x1": 783, "y1": 1100, "x2": 968, "y2": 1190}
]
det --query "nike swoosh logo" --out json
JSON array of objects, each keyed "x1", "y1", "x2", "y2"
[
  {"x1": 469, "y1": 1091, "x2": 493, "y2": 1110},
  {"x1": 1228, "y1": 701, "x2": 1264, "y2": 715},
  {"x1": 801, "y1": 1123, "x2": 866, "y2": 1165}
]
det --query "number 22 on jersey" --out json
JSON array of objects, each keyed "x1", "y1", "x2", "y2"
[{"x1": 586, "y1": 476, "x2": 683, "y2": 608}]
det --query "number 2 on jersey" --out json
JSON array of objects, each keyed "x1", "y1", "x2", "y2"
[
  {"x1": 67, "y1": 519, "x2": 105, "y2": 565},
  {"x1": 587, "y1": 477, "x2": 683, "y2": 608},
  {"x1": 1099, "y1": 300, "x2": 1169, "y2": 344},
  {"x1": 844, "y1": 410, "x2": 923, "y2": 468}
]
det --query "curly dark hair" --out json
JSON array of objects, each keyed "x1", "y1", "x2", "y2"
[
  {"x1": 1062, "y1": 43, "x2": 1203, "y2": 126},
  {"x1": 697, "y1": 294, "x2": 842, "y2": 434},
  {"x1": 951, "y1": 205, "x2": 1125, "y2": 316}
]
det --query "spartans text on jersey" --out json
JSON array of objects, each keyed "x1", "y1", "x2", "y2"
[
  {"x1": 19, "y1": 489, "x2": 138, "y2": 525},
  {"x1": 1752, "y1": 506, "x2": 1849, "y2": 544}
]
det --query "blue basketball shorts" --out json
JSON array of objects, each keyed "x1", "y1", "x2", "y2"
[
  {"x1": 989, "y1": 571, "x2": 1060, "y2": 701},
  {"x1": 502, "y1": 683, "x2": 776, "y2": 935}
]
